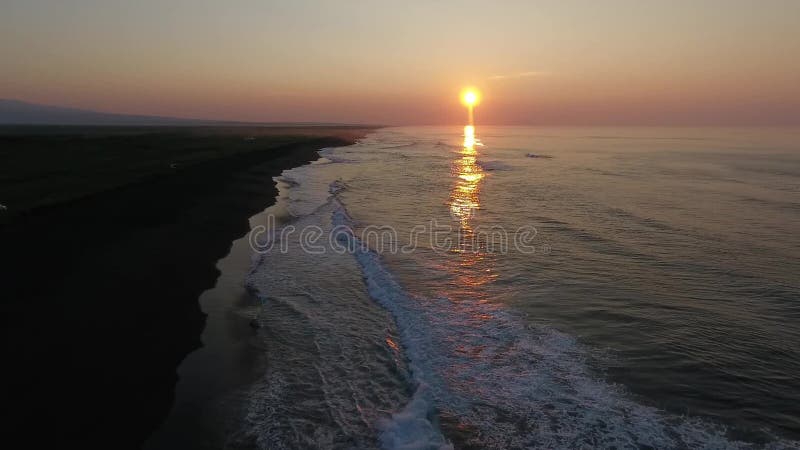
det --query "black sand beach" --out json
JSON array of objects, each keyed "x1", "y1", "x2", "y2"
[{"x1": 0, "y1": 126, "x2": 371, "y2": 448}]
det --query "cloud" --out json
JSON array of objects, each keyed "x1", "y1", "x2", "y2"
[{"x1": 488, "y1": 71, "x2": 549, "y2": 81}]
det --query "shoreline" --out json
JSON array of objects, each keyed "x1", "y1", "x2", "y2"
[
  {"x1": 144, "y1": 194, "x2": 280, "y2": 449},
  {"x1": 0, "y1": 127, "x2": 373, "y2": 447},
  {"x1": 144, "y1": 162, "x2": 303, "y2": 448}
]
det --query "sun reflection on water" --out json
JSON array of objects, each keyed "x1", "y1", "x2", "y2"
[
  {"x1": 449, "y1": 125, "x2": 484, "y2": 226},
  {"x1": 444, "y1": 125, "x2": 498, "y2": 300}
]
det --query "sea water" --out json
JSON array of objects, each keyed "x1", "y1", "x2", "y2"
[{"x1": 236, "y1": 126, "x2": 800, "y2": 449}]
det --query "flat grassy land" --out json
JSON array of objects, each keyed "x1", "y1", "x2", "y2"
[{"x1": 0, "y1": 126, "x2": 369, "y2": 223}]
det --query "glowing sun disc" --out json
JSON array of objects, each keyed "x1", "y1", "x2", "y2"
[
  {"x1": 461, "y1": 88, "x2": 480, "y2": 106},
  {"x1": 464, "y1": 92, "x2": 477, "y2": 104}
]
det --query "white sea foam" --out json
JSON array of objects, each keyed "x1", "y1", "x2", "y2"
[
  {"x1": 332, "y1": 196, "x2": 453, "y2": 450},
  {"x1": 319, "y1": 147, "x2": 356, "y2": 163},
  {"x1": 241, "y1": 200, "x2": 412, "y2": 450}
]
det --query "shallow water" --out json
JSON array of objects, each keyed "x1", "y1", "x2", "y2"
[{"x1": 238, "y1": 126, "x2": 800, "y2": 449}]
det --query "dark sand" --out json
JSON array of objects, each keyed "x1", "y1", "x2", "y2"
[
  {"x1": 145, "y1": 204, "x2": 274, "y2": 449},
  {"x1": 0, "y1": 126, "x2": 372, "y2": 448}
]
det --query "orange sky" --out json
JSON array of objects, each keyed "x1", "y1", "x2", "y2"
[{"x1": 2, "y1": 0, "x2": 798, "y2": 125}]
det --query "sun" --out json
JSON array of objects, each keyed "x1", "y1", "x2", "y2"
[
  {"x1": 464, "y1": 91, "x2": 477, "y2": 105},
  {"x1": 461, "y1": 88, "x2": 480, "y2": 106}
]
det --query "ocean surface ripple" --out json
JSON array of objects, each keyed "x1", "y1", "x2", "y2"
[{"x1": 237, "y1": 126, "x2": 800, "y2": 449}]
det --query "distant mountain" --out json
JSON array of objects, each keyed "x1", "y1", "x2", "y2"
[
  {"x1": 0, "y1": 99, "x2": 233, "y2": 126},
  {"x1": 0, "y1": 99, "x2": 377, "y2": 127}
]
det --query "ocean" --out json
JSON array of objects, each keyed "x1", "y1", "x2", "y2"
[{"x1": 227, "y1": 126, "x2": 798, "y2": 448}]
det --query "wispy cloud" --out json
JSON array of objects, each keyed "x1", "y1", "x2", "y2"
[{"x1": 488, "y1": 71, "x2": 550, "y2": 81}]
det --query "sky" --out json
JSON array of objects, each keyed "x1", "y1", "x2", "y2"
[{"x1": 1, "y1": 0, "x2": 799, "y2": 125}]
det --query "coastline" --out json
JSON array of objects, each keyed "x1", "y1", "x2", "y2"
[
  {"x1": 144, "y1": 156, "x2": 312, "y2": 448},
  {"x1": 0, "y1": 127, "x2": 373, "y2": 448},
  {"x1": 144, "y1": 191, "x2": 281, "y2": 449}
]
